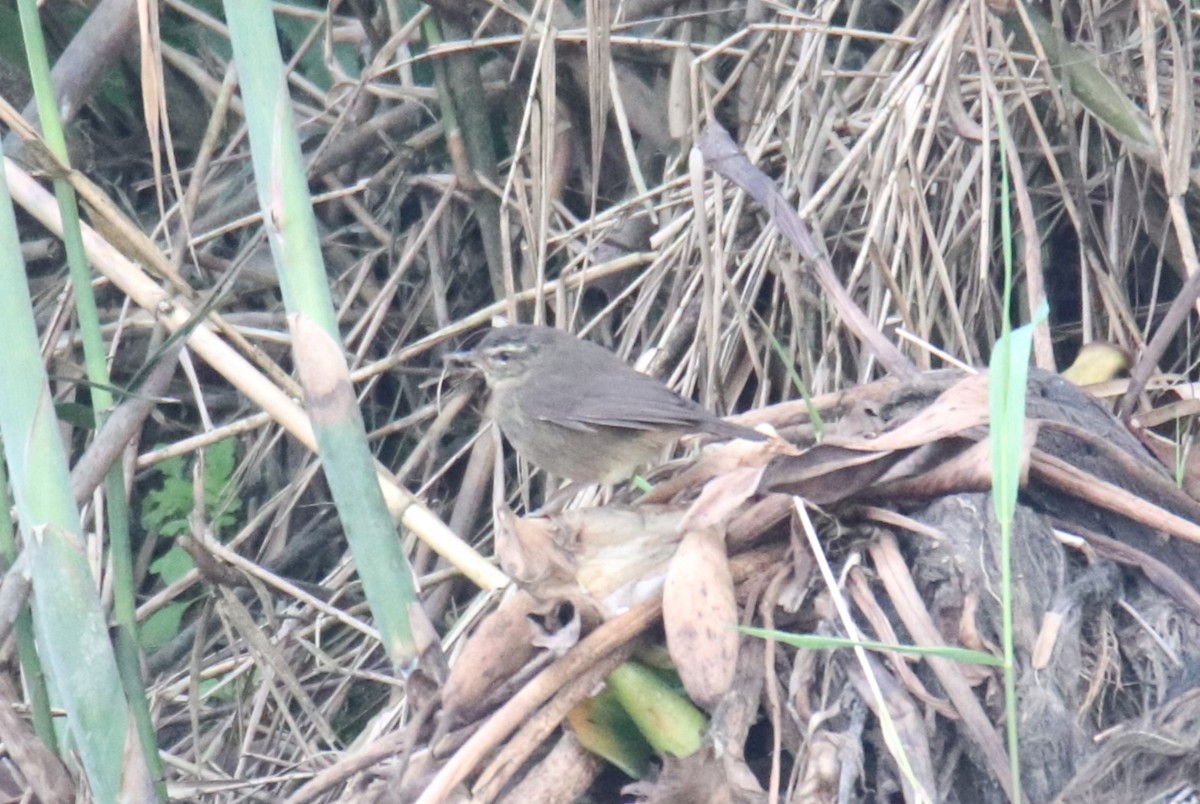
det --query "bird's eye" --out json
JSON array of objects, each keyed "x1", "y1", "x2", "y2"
[{"x1": 491, "y1": 348, "x2": 516, "y2": 365}]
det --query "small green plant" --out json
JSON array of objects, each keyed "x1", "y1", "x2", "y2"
[
  {"x1": 140, "y1": 437, "x2": 242, "y2": 538},
  {"x1": 138, "y1": 438, "x2": 242, "y2": 649}
]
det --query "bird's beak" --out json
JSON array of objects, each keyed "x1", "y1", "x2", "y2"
[{"x1": 444, "y1": 348, "x2": 481, "y2": 366}]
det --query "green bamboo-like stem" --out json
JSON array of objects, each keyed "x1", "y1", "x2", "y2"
[
  {"x1": 223, "y1": 0, "x2": 423, "y2": 666},
  {"x1": 0, "y1": 454, "x2": 55, "y2": 752},
  {"x1": 15, "y1": 0, "x2": 165, "y2": 795},
  {"x1": 0, "y1": 150, "x2": 149, "y2": 804}
]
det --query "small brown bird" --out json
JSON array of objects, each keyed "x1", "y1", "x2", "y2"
[{"x1": 455, "y1": 325, "x2": 763, "y2": 483}]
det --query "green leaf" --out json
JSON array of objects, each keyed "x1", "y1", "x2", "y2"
[
  {"x1": 149, "y1": 545, "x2": 194, "y2": 585},
  {"x1": 740, "y1": 626, "x2": 1003, "y2": 667},
  {"x1": 139, "y1": 438, "x2": 242, "y2": 538},
  {"x1": 568, "y1": 686, "x2": 654, "y2": 778},
  {"x1": 138, "y1": 600, "x2": 195, "y2": 651},
  {"x1": 606, "y1": 662, "x2": 707, "y2": 758},
  {"x1": 54, "y1": 402, "x2": 96, "y2": 429},
  {"x1": 989, "y1": 300, "x2": 1050, "y2": 524}
]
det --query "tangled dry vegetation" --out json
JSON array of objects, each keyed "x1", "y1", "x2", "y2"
[{"x1": 3, "y1": 0, "x2": 1200, "y2": 801}]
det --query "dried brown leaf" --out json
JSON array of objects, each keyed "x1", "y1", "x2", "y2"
[
  {"x1": 501, "y1": 505, "x2": 685, "y2": 615},
  {"x1": 443, "y1": 590, "x2": 564, "y2": 719},
  {"x1": 833, "y1": 373, "x2": 990, "y2": 452},
  {"x1": 663, "y1": 527, "x2": 739, "y2": 708},
  {"x1": 680, "y1": 466, "x2": 764, "y2": 532}
]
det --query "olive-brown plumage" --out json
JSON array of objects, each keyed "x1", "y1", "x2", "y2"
[{"x1": 457, "y1": 325, "x2": 762, "y2": 482}]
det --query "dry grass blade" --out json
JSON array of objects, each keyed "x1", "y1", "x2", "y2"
[{"x1": 696, "y1": 121, "x2": 915, "y2": 380}]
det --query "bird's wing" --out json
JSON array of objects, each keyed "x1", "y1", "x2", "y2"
[{"x1": 516, "y1": 353, "x2": 711, "y2": 432}]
